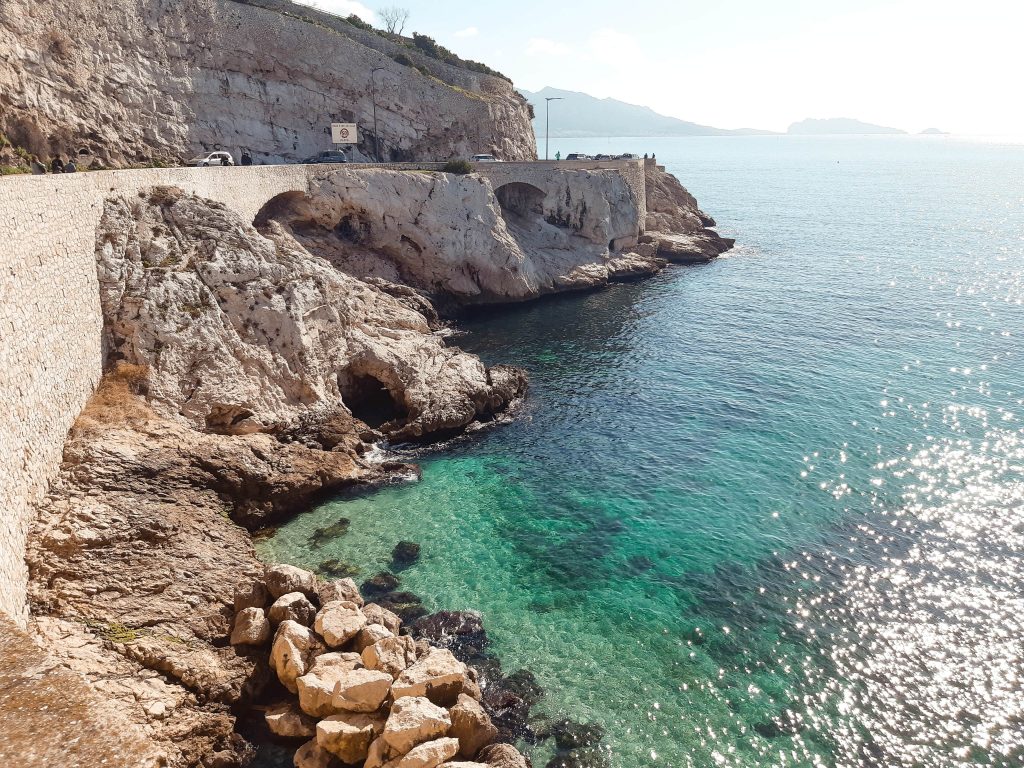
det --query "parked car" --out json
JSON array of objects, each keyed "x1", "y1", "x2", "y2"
[
  {"x1": 189, "y1": 151, "x2": 235, "y2": 167},
  {"x1": 303, "y1": 150, "x2": 349, "y2": 164},
  {"x1": 594, "y1": 153, "x2": 615, "y2": 160},
  {"x1": 618, "y1": 153, "x2": 640, "y2": 160},
  {"x1": 565, "y1": 153, "x2": 591, "y2": 161},
  {"x1": 471, "y1": 154, "x2": 501, "y2": 163}
]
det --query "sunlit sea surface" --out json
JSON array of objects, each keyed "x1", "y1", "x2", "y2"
[{"x1": 259, "y1": 136, "x2": 1024, "y2": 767}]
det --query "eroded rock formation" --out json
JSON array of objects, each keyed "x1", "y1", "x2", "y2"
[
  {"x1": 260, "y1": 167, "x2": 671, "y2": 307},
  {"x1": 644, "y1": 163, "x2": 735, "y2": 263},
  {"x1": 96, "y1": 187, "x2": 526, "y2": 443}
]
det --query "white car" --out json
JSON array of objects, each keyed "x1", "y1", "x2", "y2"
[
  {"x1": 189, "y1": 151, "x2": 235, "y2": 167},
  {"x1": 471, "y1": 154, "x2": 501, "y2": 163}
]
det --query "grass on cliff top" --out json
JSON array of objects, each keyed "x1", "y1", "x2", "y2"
[{"x1": 76, "y1": 363, "x2": 154, "y2": 433}]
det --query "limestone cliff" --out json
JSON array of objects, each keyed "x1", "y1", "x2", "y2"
[
  {"x1": 96, "y1": 187, "x2": 526, "y2": 444},
  {"x1": 260, "y1": 167, "x2": 663, "y2": 307},
  {"x1": 644, "y1": 163, "x2": 734, "y2": 263},
  {"x1": 0, "y1": 0, "x2": 535, "y2": 167}
]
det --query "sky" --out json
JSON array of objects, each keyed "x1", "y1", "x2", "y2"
[{"x1": 297, "y1": 0, "x2": 1023, "y2": 134}]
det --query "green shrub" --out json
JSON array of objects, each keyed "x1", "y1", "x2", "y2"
[
  {"x1": 0, "y1": 165, "x2": 29, "y2": 176},
  {"x1": 443, "y1": 159, "x2": 473, "y2": 175},
  {"x1": 392, "y1": 52, "x2": 414, "y2": 67}
]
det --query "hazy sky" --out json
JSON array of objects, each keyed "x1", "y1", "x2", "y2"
[{"x1": 300, "y1": 0, "x2": 1022, "y2": 134}]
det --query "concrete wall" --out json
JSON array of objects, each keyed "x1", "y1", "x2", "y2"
[{"x1": 0, "y1": 159, "x2": 643, "y2": 624}]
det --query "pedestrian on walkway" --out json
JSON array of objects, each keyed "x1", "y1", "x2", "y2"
[{"x1": 555, "y1": 151, "x2": 561, "y2": 161}]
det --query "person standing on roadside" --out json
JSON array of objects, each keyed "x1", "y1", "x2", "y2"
[
  {"x1": 555, "y1": 150, "x2": 561, "y2": 162},
  {"x1": 30, "y1": 155, "x2": 46, "y2": 174},
  {"x1": 241, "y1": 149, "x2": 253, "y2": 166},
  {"x1": 50, "y1": 155, "x2": 64, "y2": 174}
]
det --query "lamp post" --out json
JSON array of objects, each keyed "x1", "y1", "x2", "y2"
[
  {"x1": 545, "y1": 97, "x2": 563, "y2": 161},
  {"x1": 370, "y1": 66, "x2": 386, "y2": 162}
]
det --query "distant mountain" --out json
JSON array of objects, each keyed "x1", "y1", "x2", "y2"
[
  {"x1": 519, "y1": 87, "x2": 776, "y2": 138},
  {"x1": 788, "y1": 118, "x2": 907, "y2": 135},
  {"x1": 920, "y1": 127, "x2": 949, "y2": 135}
]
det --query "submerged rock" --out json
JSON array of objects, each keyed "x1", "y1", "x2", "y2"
[
  {"x1": 318, "y1": 559, "x2": 362, "y2": 580},
  {"x1": 310, "y1": 517, "x2": 352, "y2": 547},
  {"x1": 413, "y1": 611, "x2": 489, "y2": 662},
  {"x1": 363, "y1": 571, "x2": 401, "y2": 596},
  {"x1": 392, "y1": 541, "x2": 422, "y2": 568}
]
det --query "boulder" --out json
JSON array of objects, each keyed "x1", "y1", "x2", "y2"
[
  {"x1": 269, "y1": 592, "x2": 317, "y2": 626},
  {"x1": 234, "y1": 579, "x2": 269, "y2": 612},
  {"x1": 296, "y1": 652, "x2": 364, "y2": 717},
  {"x1": 230, "y1": 607, "x2": 270, "y2": 646},
  {"x1": 265, "y1": 702, "x2": 317, "y2": 739},
  {"x1": 362, "y1": 634, "x2": 418, "y2": 679},
  {"x1": 331, "y1": 667, "x2": 394, "y2": 713},
  {"x1": 478, "y1": 744, "x2": 529, "y2": 768},
  {"x1": 271, "y1": 620, "x2": 324, "y2": 692},
  {"x1": 381, "y1": 696, "x2": 451, "y2": 755},
  {"x1": 546, "y1": 719, "x2": 604, "y2": 749},
  {"x1": 449, "y1": 694, "x2": 498, "y2": 758},
  {"x1": 294, "y1": 738, "x2": 338, "y2": 768},
  {"x1": 355, "y1": 623, "x2": 395, "y2": 653},
  {"x1": 392, "y1": 648, "x2": 470, "y2": 706},
  {"x1": 384, "y1": 737, "x2": 459, "y2": 768},
  {"x1": 317, "y1": 712, "x2": 385, "y2": 763},
  {"x1": 315, "y1": 600, "x2": 368, "y2": 647},
  {"x1": 318, "y1": 577, "x2": 364, "y2": 607},
  {"x1": 266, "y1": 563, "x2": 319, "y2": 600},
  {"x1": 365, "y1": 736, "x2": 391, "y2": 768},
  {"x1": 364, "y1": 603, "x2": 403, "y2": 634}
]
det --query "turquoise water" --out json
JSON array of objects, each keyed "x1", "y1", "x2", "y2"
[{"x1": 259, "y1": 136, "x2": 1024, "y2": 767}]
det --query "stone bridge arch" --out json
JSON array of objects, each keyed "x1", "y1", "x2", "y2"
[{"x1": 493, "y1": 181, "x2": 546, "y2": 220}]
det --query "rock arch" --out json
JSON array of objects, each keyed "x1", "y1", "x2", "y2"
[{"x1": 493, "y1": 182, "x2": 546, "y2": 220}]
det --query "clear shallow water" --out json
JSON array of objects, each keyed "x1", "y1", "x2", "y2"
[{"x1": 259, "y1": 136, "x2": 1024, "y2": 767}]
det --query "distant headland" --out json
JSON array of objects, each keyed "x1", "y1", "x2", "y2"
[{"x1": 787, "y1": 117, "x2": 906, "y2": 135}]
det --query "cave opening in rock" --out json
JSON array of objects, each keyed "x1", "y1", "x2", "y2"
[
  {"x1": 341, "y1": 372, "x2": 407, "y2": 429},
  {"x1": 494, "y1": 182, "x2": 546, "y2": 220}
]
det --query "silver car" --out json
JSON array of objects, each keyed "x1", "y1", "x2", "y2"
[{"x1": 189, "y1": 151, "x2": 235, "y2": 167}]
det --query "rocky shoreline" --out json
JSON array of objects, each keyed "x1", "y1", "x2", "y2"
[{"x1": 24, "y1": 163, "x2": 731, "y2": 767}]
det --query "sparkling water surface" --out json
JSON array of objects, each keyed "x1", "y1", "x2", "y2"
[{"x1": 259, "y1": 136, "x2": 1024, "y2": 767}]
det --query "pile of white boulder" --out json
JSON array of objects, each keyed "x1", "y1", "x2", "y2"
[{"x1": 231, "y1": 564, "x2": 529, "y2": 768}]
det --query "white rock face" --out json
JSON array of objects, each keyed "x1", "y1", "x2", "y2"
[
  {"x1": 0, "y1": 0, "x2": 535, "y2": 167},
  {"x1": 314, "y1": 601, "x2": 368, "y2": 647},
  {"x1": 316, "y1": 712, "x2": 385, "y2": 763},
  {"x1": 392, "y1": 648, "x2": 470, "y2": 705},
  {"x1": 362, "y1": 635, "x2": 419, "y2": 679},
  {"x1": 269, "y1": 592, "x2": 317, "y2": 626},
  {"x1": 265, "y1": 565, "x2": 319, "y2": 600},
  {"x1": 363, "y1": 604, "x2": 403, "y2": 634},
  {"x1": 268, "y1": 169, "x2": 645, "y2": 305},
  {"x1": 383, "y1": 737, "x2": 460, "y2": 768},
  {"x1": 95, "y1": 189, "x2": 526, "y2": 442},
  {"x1": 271, "y1": 620, "x2": 324, "y2": 693},
  {"x1": 355, "y1": 623, "x2": 396, "y2": 652},
  {"x1": 230, "y1": 607, "x2": 270, "y2": 646},
  {"x1": 381, "y1": 696, "x2": 451, "y2": 756},
  {"x1": 331, "y1": 668, "x2": 394, "y2": 713},
  {"x1": 296, "y1": 652, "x2": 365, "y2": 717}
]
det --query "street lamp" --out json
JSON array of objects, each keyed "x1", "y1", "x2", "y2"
[
  {"x1": 545, "y1": 97, "x2": 563, "y2": 161},
  {"x1": 370, "y1": 66, "x2": 386, "y2": 162}
]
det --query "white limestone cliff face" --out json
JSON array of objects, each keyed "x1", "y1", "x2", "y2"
[
  {"x1": 95, "y1": 187, "x2": 526, "y2": 442},
  {"x1": 261, "y1": 168, "x2": 648, "y2": 305},
  {"x1": 0, "y1": 0, "x2": 535, "y2": 167}
]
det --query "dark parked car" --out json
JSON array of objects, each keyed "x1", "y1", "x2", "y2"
[
  {"x1": 303, "y1": 150, "x2": 349, "y2": 164},
  {"x1": 594, "y1": 153, "x2": 615, "y2": 160},
  {"x1": 565, "y1": 153, "x2": 592, "y2": 161},
  {"x1": 618, "y1": 153, "x2": 640, "y2": 160}
]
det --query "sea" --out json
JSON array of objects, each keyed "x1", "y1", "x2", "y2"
[{"x1": 258, "y1": 135, "x2": 1024, "y2": 768}]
